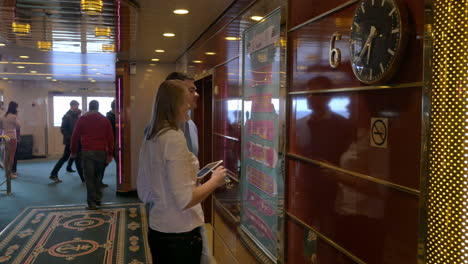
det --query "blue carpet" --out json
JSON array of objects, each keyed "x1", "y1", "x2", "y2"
[{"x1": 0, "y1": 159, "x2": 139, "y2": 230}]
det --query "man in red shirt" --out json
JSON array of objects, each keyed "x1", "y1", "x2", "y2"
[{"x1": 71, "y1": 100, "x2": 114, "y2": 210}]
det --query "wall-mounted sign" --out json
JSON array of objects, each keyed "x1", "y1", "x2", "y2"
[
  {"x1": 370, "y1": 117, "x2": 388, "y2": 148},
  {"x1": 241, "y1": 9, "x2": 282, "y2": 263}
]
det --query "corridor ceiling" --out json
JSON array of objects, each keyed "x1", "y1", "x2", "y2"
[{"x1": 0, "y1": 0, "x2": 234, "y2": 82}]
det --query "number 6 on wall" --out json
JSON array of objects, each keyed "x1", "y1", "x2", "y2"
[{"x1": 329, "y1": 32, "x2": 342, "y2": 68}]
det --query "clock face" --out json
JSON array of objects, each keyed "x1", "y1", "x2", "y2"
[{"x1": 350, "y1": 0, "x2": 408, "y2": 84}]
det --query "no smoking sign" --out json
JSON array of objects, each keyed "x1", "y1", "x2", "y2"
[{"x1": 370, "y1": 118, "x2": 388, "y2": 148}]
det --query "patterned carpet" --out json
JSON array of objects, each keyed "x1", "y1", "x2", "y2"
[{"x1": 0, "y1": 203, "x2": 151, "y2": 264}]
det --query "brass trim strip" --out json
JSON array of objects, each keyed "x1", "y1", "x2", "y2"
[
  {"x1": 286, "y1": 212, "x2": 366, "y2": 264},
  {"x1": 238, "y1": 226, "x2": 276, "y2": 264},
  {"x1": 288, "y1": 0, "x2": 359, "y2": 32},
  {"x1": 213, "y1": 132, "x2": 239, "y2": 142},
  {"x1": 287, "y1": 153, "x2": 420, "y2": 196},
  {"x1": 288, "y1": 82, "x2": 423, "y2": 95}
]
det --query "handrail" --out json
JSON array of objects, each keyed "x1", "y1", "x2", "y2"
[{"x1": 0, "y1": 135, "x2": 12, "y2": 195}]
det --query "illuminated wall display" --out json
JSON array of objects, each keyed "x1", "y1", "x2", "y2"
[{"x1": 427, "y1": 0, "x2": 468, "y2": 263}]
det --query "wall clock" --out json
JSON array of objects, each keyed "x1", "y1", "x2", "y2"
[{"x1": 349, "y1": 0, "x2": 408, "y2": 84}]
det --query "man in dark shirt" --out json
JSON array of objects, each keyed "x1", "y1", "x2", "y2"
[{"x1": 50, "y1": 100, "x2": 82, "y2": 183}]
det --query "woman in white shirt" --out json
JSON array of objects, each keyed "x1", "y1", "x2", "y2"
[
  {"x1": 1, "y1": 101, "x2": 20, "y2": 179},
  {"x1": 137, "y1": 80, "x2": 226, "y2": 264}
]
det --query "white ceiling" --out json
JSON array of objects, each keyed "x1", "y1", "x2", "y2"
[{"x1": 0, "y1": 0, "x2": 234, "y2": 82}]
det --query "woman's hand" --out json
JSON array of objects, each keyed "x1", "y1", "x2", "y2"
[{"x1": 210, "y1": 166, "x2": 227, "y2": 187}]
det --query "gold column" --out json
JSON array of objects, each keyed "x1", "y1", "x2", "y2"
[{"x1": 426, "y1": 0, "x2": 468, "y2": 263}]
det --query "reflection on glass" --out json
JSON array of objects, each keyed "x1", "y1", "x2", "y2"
[
  {"x1": 293, "y1": 97, "x2": 312, "y2": 119},
  {"x1": 328, "y1": 97, "x2": 350, "y2": 119}
]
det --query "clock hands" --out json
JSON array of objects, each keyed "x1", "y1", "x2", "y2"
[{"x1": 355, "y1": 25, "x2": 377, "y2": 64}]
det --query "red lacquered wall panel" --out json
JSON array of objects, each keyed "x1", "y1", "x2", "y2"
[
  {"x1": 213, "y1": 59, "x2": 241, "y2": 139},
  {"x1": 287, "y1": 160, "x2": 419, "y2": 264},
  {"x1": 289, "y1": 0, "x2": 350, "y2": 29},
  {"x1": 289, "y1": 88, "x2": 422, "y2": 189},
  {"x1": 287, "y1": 219, "x2": 359, "y2": 264},
  {"x1": 288, "y1": 1, "x2": 423, "y2": 93}
]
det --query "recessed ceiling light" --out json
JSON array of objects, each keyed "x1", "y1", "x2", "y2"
[
  {"x1": 96, "y1": 72, "x2": 102, "y2": 75},
  {"x1": 149, "y1": 64, "x2": 156, "y2": 66},
  {"x1": 46, "y1": 76, "x2": 52, "y2": 79},
  {"x1": 19, "y1": 55, "x2": 29, "y2": 59},
  {"x1": 250, "y1": 16, "x2": 263, "y2": 21},
  {"x1": 91, "y1": 80, "x2": 96, "y2": 83},
  {"x1": 90, "y1": 68, "x2": 99, "y2": 71},
  {"x1": 52, "y1": 79, "x2": 57, "y2": 82},
  {"x1": 30, "y1": 70, "x2": 37, "y2": 73},
  {"x1": 193, "y1": 60, "x2": 203, "y2": 63},
  {"x1": 146, "y1": 69, "x2": 153, "y2": 72},
  {"x1": 225, "y1": 36, "x2": 239, "y2": 41},
  {"x1": 155, "y1": 49, "x2": 165, "y2": 53},
  {"x1": 205, "y1": 52, "x2": 216, "y2": 55},
  {"x1": 17, "y1": 66, "x2": 25, "y2": 69},
  {"x1": 163, "y1": 33, "x2": 175, "y2": 37},
  {"x1": 151, "y1": 58, "x2": 160, "y2": 62},
  {"x1": 173, "y1": 9, "x2": 189, "y2": 15},
  {"x1": 2, "y1": 78, "x2": 8, "y2": 80},
  {"x1": 0, "y1": 43, "x2": 5, "y2": 47}
]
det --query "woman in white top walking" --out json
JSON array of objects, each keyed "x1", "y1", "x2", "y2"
[
  {"x1": 137, "y1": 80, "x2": 226, "y2": 264},
  {"x1": 1, "y1": 101, "x2": 20, "y2": 179}
]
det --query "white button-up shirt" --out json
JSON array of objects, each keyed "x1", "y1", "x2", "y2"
[{"x1": 137, "y1": 129, "x2": 204, "y2": 233}]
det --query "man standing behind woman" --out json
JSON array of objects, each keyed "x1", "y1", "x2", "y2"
[
  {"x1": 1, "y1": 101, "x2": 20, "y2": 178},
  {"x1": 137, "y1": 80, "x2": 227, "y2": 264}
]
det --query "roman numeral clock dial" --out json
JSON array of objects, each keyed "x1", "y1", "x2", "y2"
[{"x1": 350, "y1": 0, "x2": 408, "y2": 84}]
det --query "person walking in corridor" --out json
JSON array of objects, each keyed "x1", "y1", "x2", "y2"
[
  {"x1": 1, "y1": 101, "x2": 20, "y2": 179},
  {"x1": 71, "y1": 100, "x2": 114, "y2": 210},
  {"x1": 49, "y1": 100, "x2": 82, "y2": 183}
]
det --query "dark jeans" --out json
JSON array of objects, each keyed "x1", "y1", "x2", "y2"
[
  {"x1": 50, "y1": 144, "x2": 71, "y2": 176},
  {"x1": 82, "y1": 150, "x2": 106, "y2": 205},
  {"x1": 148, "y1": 227, "x2": 202, "y2": 264},
  {"x1": 51, "y1": 144, "x2": 84, "y2": 181}
]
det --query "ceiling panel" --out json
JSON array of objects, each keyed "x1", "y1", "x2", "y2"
[{"x1": 0, "y1": 0, "x2": 234, "y2": 82}]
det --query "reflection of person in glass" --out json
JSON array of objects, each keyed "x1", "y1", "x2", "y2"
[
  {"x1": 137, "y1": 80, "x2": 227, "y2": 264},
  {"x1": 297, "y1": 94, "x2": 353, "y2": 165}
]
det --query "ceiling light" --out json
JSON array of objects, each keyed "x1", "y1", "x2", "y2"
[
  {"x1": 149, "y1": 64, "x2": 156, "y2": 66},
  {"x1": 173, "y1": 9, "x2": 189, "y2": 15},
  {"x1": 46, "y1": 77, "x2": 52, "y2": 79},
  {"x1": 90, "y1": 80, "x2": 96, "y2": 83},
  {"x1": 12, "y1": 22, "x2": 30, "y2": 36},
  {"x1": 0, "y1": 43, "x2": 5, "y2": 47},
  {"x1": 96, "y1": 72, "x2": 102, "y2": 75},
  {"x1": 81, "y1": 0, "x2": 103, "y2": 15},
  {"x1": 193, "y1": 60, "x2": 203, "y2": 63},
  {"x1": 225, "y1": 36, "x2": 239, "y2": 41},
  {"x1": 102, "y1": 44, "x2": 114, "y2": 52},
  {"x1": 17, "y1": 66, "x2": 25, "y2": 69},
  {"x1": 155, "y1": 49, "x2": 165, "y2": 53},
  {"x1": 151, "y1": 58, "x2": 160, "y2": 62},
  {"x1": 250, "y1": 16, "x2": 264, "y2": 21},
  {"x1": 163, "y1": 33, "x2": 175, "y2": 37},
  {"x1": 90, "y1": 68, "x2": 99, "y2": 71},
  {"x1": 37, "y1": 41, "x2": 52, "y2": 51},
  {"x1": 2, "y1": 78, "x2": 8, "y2": 80},
  {"x1": 30, "y1": 71, "x2": 37, "y2": 74},
  {"x1": 19, "y1": 56, "x2": 29, "y2": 59},
  {"x1": 95, "y1": 26, "x2": 111, "y2": 38},
  {"x1": 205, "y1": 52, "x2": 216, "y2": 55},
  {"x1": 52, "y1": 79, "x2": 57, "y2": 82}
]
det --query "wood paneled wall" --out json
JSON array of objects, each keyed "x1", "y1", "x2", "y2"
[{"x1": 286, "y1": 0, "x2": 424, "y2": 263}]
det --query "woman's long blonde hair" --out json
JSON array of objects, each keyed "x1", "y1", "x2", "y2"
[{"x1": 146, "y1": 80, "x2": 188, "y2": 140}]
